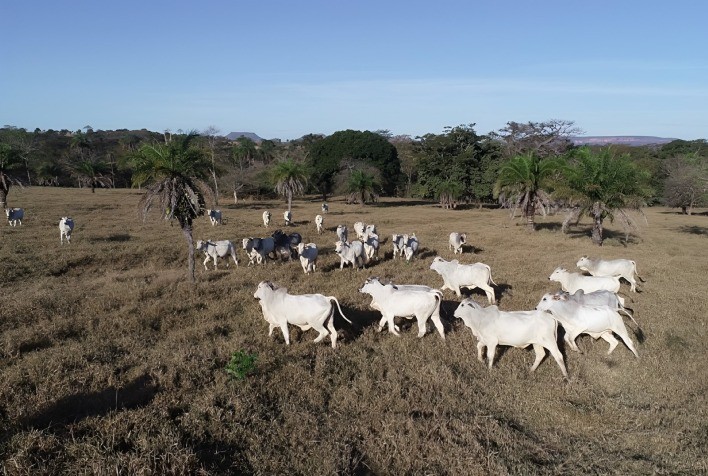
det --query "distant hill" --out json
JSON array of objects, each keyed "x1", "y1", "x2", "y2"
[
  {"x1": 226, "y1": 131, "x2": 263, "y2": 142},
  {"x1": 571, "y1": 136, "x2": 678, "y2": 146}
]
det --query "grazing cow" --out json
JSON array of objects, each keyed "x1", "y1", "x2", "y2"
[
  {"x1": 196, "y1": 240, "x2": 238, "y2": 270},
  {"x1": 321, "y1": 202, "x2": 329, "y2": 214},
  {"x1": 284, "y1": 210, "x2": 292, "y2": 226},
  {"x1": 549, "y1": 267, "x2": 621, "y2": 294},
  {"x1": 254, "y1": 281, "x2": 352, "y2": 348},
  {"x1": 454, "y1": 299, "x2": 567, "y2": 378},
  {"x1": 297, "y1": 242, "x2": 318, "y2": 274},
  {"x1": 353, "y1": 221, "x2": 366, "y2": 240},
  {"x1": 336, "y1": 224, "x2": 348, "y2": 243},
  {"x1": 362, "y1": 231, "x2": 380, "y2": 261},
  {"x1": 429, "y1": 256, "x2": 497, "y2": 304},
  {"x1": 315, "y1": 214, "x2": 324, "y2": 234},
  {"x1": 546, "y1": 290, "x2": 633, "y2": 318},
  {"x1": 262, "y1": 210, "x2": 272, "y2": 227},
  {"x1": 359, "y1": 277, "x2": 445, "y2": 339},
  {"x1": 334, "y1": 240, "x2": 367, "y2": 270},
  {"x1": 242, "y1": 237, "x2": 275, "y2": 265},
  {"x1": 403, "y1": 234, "x2": 419, "y2": 261},
  {"x1": 59, "y1": 217, "x2": 74, "y2": 244},
  {"x1": 272, "y1": 229, "x2": 302, "y2": 260},
  {"x1": 6, "y1": 208, "x2": 23, "y2": 226},
  {"x1": 391, "y1": 234, "x2": 405, "y2": 259},
  {"x1": 206, "y1": 209, "x2": 222, "y2": 226},
  {"x1": 449, "y1": 232, "x2": 466, "y2": 254},
  {"x1": 577, "y1": 256, "x2": 643, "y2": 292},
  {"x1": 536, "y1": 293, "x2": 640, "y2": 357}
]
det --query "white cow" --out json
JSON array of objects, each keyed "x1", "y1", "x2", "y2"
[
  {"x1": 359, "y1": 277, "x2": 445, "y2": 339},
  {"x1": 59, "y1": 217, "x2": 74, "y2": 244},
  {"x1": 206, "y1": 209, "x2": 222, "y2": 226},
  {"x1": 262, "y1": 210, "x2": 272, "y2": 227},
  {"x1": 391, "y1": 234, "x2": 405, "y2": 259},
  {"x1": 6, "y1": 208, "x2": 23, "y2": 226},
  {"x1": 242, "y1": 237, "x2": 275, "y2": 265},
  {"x1": 549, "y1": 267, "x2": 620, "y2": 294},
  {"x1": 253, "y1": 281, "x2": 352, "y2": 348},
  {"x1": 577, "y1": 256, "x2": 643, "y2": 293},
  {"x1": 454, "y1": 299, "x2": 567, "y2": 378},
  {"x1": 429, "y1": 257, "x2": 497, "y2": 304},
  {"x1": 365, "y1": 277, "x2": 439, "y2": 332},
  {"x1": 449, "y1": 232, "x2": 466, "y2": 254},
  {"x1": 283, "y1": 210, "x2": 292, "y2": 226},
  {"x1": 321, "y1": 202, "x2": 329, "y2": 214},
  {"x1": 365, "y1": 223, "x2": 377, "y2": 236},
  {"x1": 196, "y1": 240, "x2": 238, "y2": 270},
  {"x1": 362, "y1": 231, "x2": 380, "y2": 261},
  {"x1": 353, "y1": 221, "x2": 366, "y2": 240},
  {"x1": 536, "y1": 293, "x2": 639, "y2": 357},
  {"x1": 315, "y1": 214, "x2": 324, "y2": 234},
  {"x1": 334, "y1": 240, "x2": 367, "y2": 270},
  {"x1": 546, "y1": 290, "x2": 633, "y2": 318},
  {"x1": 297, "y1": 242, "x2": 318, "y2": 274},
  {"x1": 336, "y1": 224, "x2": 348, "y2": 243},
  {"x1": 403, "y1": 234, "x2": 419, "y2": 261}
]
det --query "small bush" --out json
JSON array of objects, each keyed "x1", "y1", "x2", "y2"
[{"x1": 225, "y1": 351, "x2": 257, "y2": 380}]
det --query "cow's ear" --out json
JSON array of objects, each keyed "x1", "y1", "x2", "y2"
[{"x1": 552, "y1": 295, "x2": 561, "y2": 301}]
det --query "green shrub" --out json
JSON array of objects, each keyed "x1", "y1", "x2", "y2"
[{"x1": 225, "y1": 350, "x2": 257, "y2": 380}]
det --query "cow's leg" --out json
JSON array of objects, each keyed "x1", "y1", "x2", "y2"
[
  {"x1": 626, "y1": 275, "x2": 637, "y2": 292},
  {"x1": 311, "y1": 320, "x2": 329, "y2": 344},
  {"x1": 67, "y1": 234, "x2": 71, "y2": 244},
  {"x1": 430, "y1": 314, "x2": 445, "y2": 340},
  {"x1": 60, "y1": 231, "x2": 63, "y2": 244},
  {"x1": 530, "y1": 344, "x2": 547, "y2": 372},
  {"x1": 279, "y1": 323, "x2": 290, "y2": 345},
  {"x1": 478, "y1": 283, "x2": 496, "y2": 305},
  {"x1": 599, "y1": 332, "x2": 619, "y2": 354},
  {"x1": 268, "y1": 324, "x2": 276, "y2": 336},
  {"x1": 414, "y1": 314, "x2": 428, "y2": 338},
  {"x1": 213, "y1": 256, "x2": 218, "y2": 270},
  {"x1": 203, "y1": 256, "x2": 210, "y2": 271},
  {"x1": 476, "y1": 342, "x2": 486, "y2": 363},
  {"x1": 486, "y1": 343, "x2": 497, "y2": 369},
  {"x1": 612, "y1": 325, "x2": 639, "y2": 358},
  {"x1": 326, "y1": 316, "x2": 338, "y2": 348},
  {"x1": 386, "y1": 315, "x2": 400, "y2": 336},
  {"x1": 565, "y1": 333, "x2": 582, "y2": 352},
  {"x1": 377, "y1": 315, "x2": 387, "y2": 332}
]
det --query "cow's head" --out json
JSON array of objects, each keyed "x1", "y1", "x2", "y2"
[
  {"x1": 576, "y1": 256, "x2": 591, "y2": 269},
  {"x1": 334, "y1": 241, "x2": 345, "y2": 253},
  {"x1": 549, "y1": 267, "x2": 567, "y2": 281}
]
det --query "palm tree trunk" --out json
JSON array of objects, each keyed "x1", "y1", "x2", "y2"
[
  {"x1": 525, "y1": 194, "x2": 536, "y2": 231},
  {"x1": 0, "y1": 187, "x2": 7, "y2": 210},
  {"x1": 181, "y1": 222, "x2": 196, "y2": 283},
  {"x1": 287, "y1": 192, "x2": 292, "y2": 213},
  {"x1": 591, "y1": 202, "x2": 604, "y2": 246},
  {"x1": 211, "y1": 152, "x2": 219, "y2": 206}
]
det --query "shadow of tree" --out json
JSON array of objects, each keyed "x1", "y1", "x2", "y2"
[
  {"x1": 88, "y1": 233, "x2": 131, "y2": 243},
  {"x1": 678, "y1": 225, "x2": 708, "y2": 236}
]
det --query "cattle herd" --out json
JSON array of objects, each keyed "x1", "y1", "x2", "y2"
[{"x1": 5, "y1": 203, "x2": 644, "y2": 379}]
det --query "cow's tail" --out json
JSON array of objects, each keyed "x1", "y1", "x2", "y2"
[
  {"x1": 327, "y1": 297, "x2": 353, "y2": 324},
  {"x1": 632, "y1": 260, "x2": 646, "y2": 283},
  {"x1": 486, "y1": 264, "x2": 498, "y2": 286}
]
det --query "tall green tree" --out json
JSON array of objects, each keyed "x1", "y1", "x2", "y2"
[
  {"x1": 272, "y1": 158, "x2": 307, "y2": 212},
  {"x1": 494, "y1": 152, "x2": 565, "y2": 231},
  {"x1": 131, "y1": 132, "x2": 213, "y2": 283},
  {"x1": 347, "y1": 169, "x2": 380, "y2": 205},
  {"x1": 0, "y1": 142, "x2": 24, "y2": 209},
  {"x1": 68, "y1": 157, "x2": 112, "y2": 192},
  {"x1": 559, "y1": 147, "x2": 652, "y2": 245}
]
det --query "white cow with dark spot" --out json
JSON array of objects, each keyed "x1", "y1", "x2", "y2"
[
  {"x1": 449, "y1": 232, "x2": 466, "y2": 254},
  {"x1": 196, "y1": 240, "x2": 238, "y2": 270},
  {"x1": 297, "y1": 242, "x2": 318, "y2": 274},
  {"x1": 207, "y1": 209, "x2": 222, "y2": 226},
  {"x1": 262, "y1": 210, "x2": 272, "y2": 227},
  {"x1": 59, "y1": 217, "x2": 74, "y2": 244},
  {"x1": 336, "y1": 224, "x2": 348, "y2": 243},
  {"x1": 577, "y1": 256, "x2": 643, "y2": 292},
  {"x1": 283, "y1": 210, "x2": 292, "y2": 226},
  {"x1": 359, "y1": 277, "x2": 445, "y2": 339},
  {"x1": 391, "y1": 234, "x2": 405, "y2": 259},
  {"x1": 403, "y1": 234, "x2": 419, "y2": 261},
  {"x1": 254, "y1": 281, "x2": 352, "y2": 348},
  {"x1": 536, "y1": 293, "x2": 639, "y2": 357},
  {"x1": 454, "y1": 299, "x2": 567, "y2": 378},
  {"x1": 6, "y1": 208, "x2": 23, "y2": 226},
  {"x1": 334, "y1": 240, "x2": 367, "y2": 270},
  {"x1": 429, "y1": 257, "x2": 497, "y2": 304},
  {"x1": 549, "y1": 267, "x2": 620, "y2": 294},
  {"x1": 315, "y1": 214, "x2": 324, "y2": 234}
]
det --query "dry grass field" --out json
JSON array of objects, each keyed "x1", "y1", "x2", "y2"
[{"x1": 1, "y1": 187, "x2": 707, "y2": 475}]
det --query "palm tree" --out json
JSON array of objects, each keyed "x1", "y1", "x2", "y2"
[
  {"x1": 494, "y1": 152, "x2": 564, "y2": 231},
  {"x1": 558, "y1": 147, "x2": 651, "y2": 245},
  {"x1": 69, "y1": 158, "x2": 112, "y2": 192},
  {"x1": 0, "y1": 142, "x2": 24, "y2": 209},
  {"x1": 347, "y1": 169, "x2": 380, "y2": 205},
  {"x1": 131, "y1": 132, "x2": 214, "y2": 283},
  {"x1": 272, "y1": 158, "x2": 307, "y2": 212},
  {"x1": 436, "y1": 180, "x2": 462, "y2": 209}
]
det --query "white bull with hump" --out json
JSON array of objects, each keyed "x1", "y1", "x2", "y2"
[
  {"x1": 576, "y1": 256, "x2": 643, "y2": 293},
  {"x1": 454, "y1": 299, "x2": 567, "y2": 378},
  {"x1": 297, "y1": 242, "x2": 318, "y2": 274},
  {"x1": 334, "y1": 240, "x2": 367, "y2": 270},
  {"x1": 196, "y1": 240, "x2": 238, "y2": 270},
  {"x1": 429, "y1": 256, "x2": 497, "y2": 304},
  {"x1": 536, "y1": 292, "x2": 639, "y2": 357},
  {"x1": 253, "y1": 281, "x2": 352, "y2": 348},
  {"x1": 359, "y1": 277, "x2": 445, "y2": 339},
  {"x1": 549, "y1": 267, "x2": 620, "y2": 294}
]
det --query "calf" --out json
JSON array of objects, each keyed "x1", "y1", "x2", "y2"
[
  {"x1": 454, "y1": 299, "x2": 567, "y2": 378},
  {"x1": 262, "y1": 210, "x2": 272, "y2": 227},
  {"x1": 207, "y1": 209, "x2": 222, "y2": 226},
  {"x1": 429, "y1": 256, "x2": 497, "y2": 304},
  {"x1": 297, "y1": 242, "x2": 318, "y2": 274},
  {"x1": 254, "y1": 281, "x2": 352, "y2": 348},
  {"x1": 334, "y1": 240, "x2": 367, "y2": 270},
  {"x1": 449, "y1": 232, "x2": 466, "y2": 254},
  {"x1": 577, "y1": 256, "x2": 643, "y2": 292},
  {"x1": 196, "y1": 240, "x2": 238, "y2": 270},
  {"x1": 59, "y1": 217, "x2": 74, "y2": 244},
  {"x1": 549, "y1": 267, "x2": 621, "y2": 294},
  {"x1": 315, "y1": 214, "x2": 324, "y2": 234},
  {"x1": 283, "y1": 210, "x2": 292, "y2": 226},
  {"x1": 6, "y1": 208, "x2": 23, "y2": 226}
]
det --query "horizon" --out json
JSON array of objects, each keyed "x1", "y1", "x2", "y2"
[{"x1": 1, "y1": 1, "x2": 707, "y2": 141}]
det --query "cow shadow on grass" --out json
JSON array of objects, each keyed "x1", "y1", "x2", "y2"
[
  {"x1": 19, "y1": 374, "x2": 157, "y2": 431},
  {"x1": 88, "y1": 233, "x2": 131, "y2": 243},
  {"x1": 336, "y1": 306, "x2": 382, "y2": 341}
]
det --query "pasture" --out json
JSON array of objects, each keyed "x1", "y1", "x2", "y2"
[{"x1": 1, "y1": 187, "x2": 706, "y2": 475}]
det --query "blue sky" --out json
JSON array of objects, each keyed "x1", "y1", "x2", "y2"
[{"x1": 1, "y1": 1, "x2": 706, "y2": 140}]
